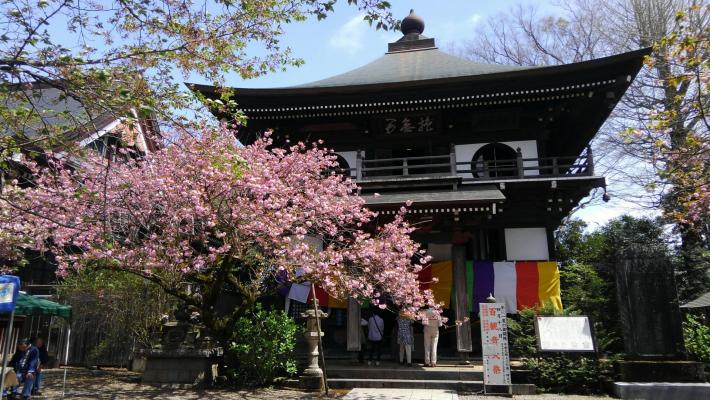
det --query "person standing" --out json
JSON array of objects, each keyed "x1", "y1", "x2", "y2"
[
  {"x1": 396, "y1": 310, "x2": 414, "y2": 366},
  {"x1": 9, "y1": 338, "x2": 39, "y2": 400},
  {"x1": 422, "y1": 308, "x2": 442, "y2": 367},
  {"x1": 366, "y1": 311, "x2": 384, "y2": 366},
  {"x1": 31, "y1": 337, "x2": 48, "y2": 396}
]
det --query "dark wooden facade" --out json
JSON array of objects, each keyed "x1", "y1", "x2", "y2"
[{"x1": 194, "y1": 11, "x2": 648, "y2": 355}]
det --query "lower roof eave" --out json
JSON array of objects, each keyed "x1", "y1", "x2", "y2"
[{"x1": 362, "y1": 185, "x2": 505, "y2": 209}]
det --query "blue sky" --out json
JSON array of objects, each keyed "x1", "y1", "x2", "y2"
[
  {"x1": 210, "y1": 0, "x2": 552, "y2": 88},
  {"x1": 194, "y1": 1, "x2": 651, "y2": 227}
]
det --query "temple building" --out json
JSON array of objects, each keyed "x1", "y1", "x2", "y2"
[{"x1": 193, "y1": 11, "x2": 647, "y2": 357}]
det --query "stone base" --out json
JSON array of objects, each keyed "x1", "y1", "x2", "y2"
[
  {"x1": 612, "y1": 382, "x2": 710, "y2": 400},
  {"x1": 130, "y1": 356, "x2": 147, "y2": 373},
  {"x1": 616, "y1": 360, "x2": 705, "y2": 383},
  {"x1": 299, "y1": 374, "x2": 324, "y2": 391},
  {"x1": 142, "y1": 347, "x2": 223, "y2": 388}
]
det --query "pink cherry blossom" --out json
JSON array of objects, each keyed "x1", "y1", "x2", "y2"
[{"x1": 1, "y1": 127, "x2": 439, "y2": 317}]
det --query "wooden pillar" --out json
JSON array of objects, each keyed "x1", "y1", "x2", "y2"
[
  {"x1": 586, "y1": 145, "x2": 595, "y2": 176},
  {"x1": 515, "y1": 147, "x2": 524, "y2": 178},
  {"x1": 346, "y1": 297, "x2": 361, "y2": 351},
  {"x1": 546, "y1": 226, "x2": 556, "y2": 260},
  {"x1": 356, "y1": 150, "x2": 363, "y2": 180},
  {"x1": 453, "y1": 244, "x2": 472, "y2": 352},
  {"x1": 449, "y1": 143, "x2": 457, "y2": 175},
  {"x1": 552, "y1": 158, "x2": 559, "y2": 176}
]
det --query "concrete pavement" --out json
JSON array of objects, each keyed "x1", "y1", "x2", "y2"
[{"x1": 343, "y1": 388, "x2": 458, "y2": 400}]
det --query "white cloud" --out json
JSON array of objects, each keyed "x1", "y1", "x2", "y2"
[
  {"x1": 469, "y1": 13, "x2": 482, "y2": 25},
  {"x1": 329, "y1": 14, "x2": 367, "y2": 55}
]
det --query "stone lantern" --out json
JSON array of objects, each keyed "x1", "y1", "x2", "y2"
[{"x1": 299, "y1": 308, "x2": 328, "y2": 390}]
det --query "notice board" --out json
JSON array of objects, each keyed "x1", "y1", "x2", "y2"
[{"x1": 534, "y1": 315, "x2": 596, "y2": 352}]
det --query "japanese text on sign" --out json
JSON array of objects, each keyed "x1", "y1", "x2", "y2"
[
  {"x1": 480, "y1": 303, "x2": 512, "y2": 386},
  {"x1": 383, "y1": 115, "x2": 435, "y2": 134}
]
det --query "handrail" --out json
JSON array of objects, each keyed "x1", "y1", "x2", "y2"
[
  {"x1": 337, "y1": 146, "x2": 594, "y2": 182},
  {"x1": 364, "y1": 154, "x2": 450, "y2": 163},
  {"x1": 364, "y1": 163, "x2": 451, "y2": 172}
]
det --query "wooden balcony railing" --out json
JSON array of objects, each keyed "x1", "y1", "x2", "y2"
[{"x1": 339, "y1": 146, "x2": 595, "y2": 182}]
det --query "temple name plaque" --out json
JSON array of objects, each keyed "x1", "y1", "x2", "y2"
[{"x1": 534, "y1": 316, "x2": 596, "y2": 352}]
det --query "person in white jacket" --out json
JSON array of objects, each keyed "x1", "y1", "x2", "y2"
[{"x1": 422, "y1": 308, "x2": 442, "y2": 367}]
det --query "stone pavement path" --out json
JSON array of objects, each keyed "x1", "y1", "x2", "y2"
[
  {"x1": 458, "y1": 395, "x2": 610, "y2": 400},
  {"x1": 35, "y1": 367, "x2": 610, "y2": 400},
  {"x1": 344, "y1": 388, "x2": 457, "y2": 400}
]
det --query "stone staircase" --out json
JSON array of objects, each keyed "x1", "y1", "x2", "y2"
[{"x1": 316, "y1": 361, "x2": 535, "y2": 394}]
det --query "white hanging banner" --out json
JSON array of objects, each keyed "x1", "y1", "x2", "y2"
[{"x1": 480, "y1": 303, "x2": 512, "y2": 387}]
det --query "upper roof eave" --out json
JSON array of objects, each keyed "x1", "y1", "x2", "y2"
[{"x1": 188, "y1": 47, "x2": 651, "y2": 99}]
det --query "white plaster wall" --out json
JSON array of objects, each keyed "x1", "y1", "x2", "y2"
[
  {"x1": 455, "y1": 140, "x2": 539, "y2": 180},
  {"x1": 504, "y1": 227, "x2": 549, "y2": 261},
  {"x1": 336, "y1": 150, "x2": 361, "y2": 178}
]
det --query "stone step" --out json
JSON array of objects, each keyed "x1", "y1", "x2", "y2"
[
  {"x1": 325, "y1": 363, "x2": 530, "y2": 382},
  {"x1": 327, "y1": 378, "x2": 536, "y2": 394},
  {"x1": 328, "y1": 378, "x2": 483, "y2": 391},
  {"x1": 327, "y1": 366, "x2": 483, "y2": 381}
]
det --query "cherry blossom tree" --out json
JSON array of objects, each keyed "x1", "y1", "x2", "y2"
[
  {"x1": 638, "y1": 4, "x2": 709, "y2": 237},
  {"x1": 0, "y1": 0, "x2": 397, "y2": 166},
  {"x1": 0, "y1": 127, "x2": 437, "y2": 343}
]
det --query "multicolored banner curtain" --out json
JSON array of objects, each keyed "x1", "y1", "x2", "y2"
[
  {"x1": 472, "y1": 260, "x2": 562, "y2": 313},
  {"x1": 417, "y1": 261, "x2": 454, "y2": 308},
  {"x1": 493, "y1": 262, "x2": 517, "y2": 314},
  {"x1": 536, "y1": 261, "x2": 562, "y2": 310},
  {"x1": 282, "y1": 261, "x2": 562, "y2": 313}
]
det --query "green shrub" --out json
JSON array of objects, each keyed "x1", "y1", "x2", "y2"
[
  {"x1": 683, "y1": 313, "x2": 710, "y2": 363},
  {"x1": 559, "y1": 263, "x2": 622, "y2": 352},
  {"x1": 526, "y1": 354, "x2": 618, "y2": 394},
  {"x1": 225, "y1": 304, "x2": 299, "y2": 387}
]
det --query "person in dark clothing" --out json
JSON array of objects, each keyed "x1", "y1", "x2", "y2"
[
  {"x1": 9, "y1": 338, "x2": 38, "y2": 400},
  {"x1": 365, "y1": 311, "x2": 385, "y2": 366},
  {"x1": 31, "y1": 337, "x2": 48, "y2": 396}
]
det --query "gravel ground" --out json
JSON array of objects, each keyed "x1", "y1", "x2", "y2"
[
  {"x1": 38, "y1": 368, "x2": 345, "y2": 399},
  {"x1": 33, "y1": 368, "x2": 611, "y2": 400}
]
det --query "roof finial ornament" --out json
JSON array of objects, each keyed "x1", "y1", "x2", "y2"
[{"x1": 401, "y1": 9, "x2": 425, "y2": 36}]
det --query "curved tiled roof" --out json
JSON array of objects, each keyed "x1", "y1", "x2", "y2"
[{"x1": 292, "y1": 47, "x2": 530, "y2": 88}]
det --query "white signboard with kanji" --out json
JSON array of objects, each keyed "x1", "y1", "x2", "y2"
[
  {"x1": 534, "y1": 316, "x2": 596, "y2": 352},
  {"x1": 479, "y1": 303, "x2": 512, "y2": 387}
]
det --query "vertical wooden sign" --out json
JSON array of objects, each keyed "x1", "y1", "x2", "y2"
[{"x1": 480, "y1": 302, "x2": 512, "y2": 391}]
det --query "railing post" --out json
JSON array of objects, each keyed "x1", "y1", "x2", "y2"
[
  {"x1": 450, "y1": 143, "x2": 457, "y2": 175},
  {"x1": 516, "y1": 147, "x2": 524, "y2": 178},
  {"x1": 356, "y1": 150, "x2": 363, "y2": 180},
  {"x1": 552, "y1": 158, "x2": 559, "y2": 176},
  {"x1": 402, "y1": 158, "x2": 409, "y2": 176},
  {"x1": 586, "y1": 145, "x2": 594, "y2": 176}
]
